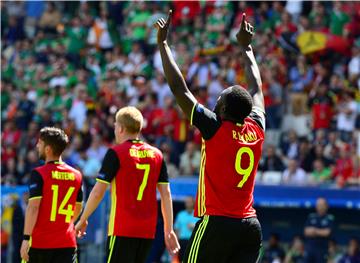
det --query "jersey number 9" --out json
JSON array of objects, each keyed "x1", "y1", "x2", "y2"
[{"x1": 235, "y1": 147, "x2": 255, "y2": 188}]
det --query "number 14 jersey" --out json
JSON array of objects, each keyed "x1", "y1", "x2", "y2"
[
  {"x1": 29, "y1": 161, "x2": 83, "y2": 248},
  {"x1": 191, "y1": 104, "x2": 265, "y2": 218}
]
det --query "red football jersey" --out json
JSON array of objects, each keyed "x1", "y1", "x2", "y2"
[
  {"x1": 191, "y1": 104, "x2": 265, "y2": 218},
  {"x1": 96, "y1": 140, "x2": 168, "y2": 239},
  {"x1": 30, "y1": 162, "x2": 83, "y2": 248}
]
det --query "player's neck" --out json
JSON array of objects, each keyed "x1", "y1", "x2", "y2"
[
  {"x1": 45, "y1": 155, "x2": 62, "y2": 164},
  {"x1": 121, "y1": 133, "x2": 139, "y2": 143}
]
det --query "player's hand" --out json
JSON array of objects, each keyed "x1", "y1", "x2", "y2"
[
  {"x1": 20, "y1": 240, "x2": 30, "y2": 262},
  {"x1": 154, "y1": 10, "x2": 172, "y2": 44},
  {"x1": 164, "y1": 230, "x2": 180, "y2": 256},
  {"x1": 75, "y1": 219, "x2": 88, "y2": 238},
  {"x1": 236, "y1": 13, "x2": 254, "y2": 47}
]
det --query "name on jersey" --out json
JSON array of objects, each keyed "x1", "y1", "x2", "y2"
[
  {"x1": 129, "y1": 149, "x2": 155, "y2": 158},
  {"x1": 51, "y1": 171, "x2": 75, "y2": 181},
  {"x1": 232, "y1": 130, "x2": 257, "y2": 142}
]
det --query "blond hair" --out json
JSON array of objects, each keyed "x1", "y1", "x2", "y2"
[{"x1": 115, "y1": 106, "x2": 143, "y2": 134}]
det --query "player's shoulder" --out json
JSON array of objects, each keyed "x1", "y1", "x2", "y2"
[
  {"x1": 33, "y1": 164, "x2": 45, "y2": 173},
  {"x1": 246, "y1": 107, "x2": 266, "y2": 130},
  {"x1": 143, "y1": 142, "x2": 163, "y2": 158},
  {"x1": 62, "y1": 162, "x2": 82, "y2": 175}
]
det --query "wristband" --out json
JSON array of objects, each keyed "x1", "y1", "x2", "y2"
[{"x1": 23, "y1": 235, "x2": 30, "y2": 241}]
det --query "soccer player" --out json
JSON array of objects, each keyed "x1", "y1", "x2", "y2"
[
  {"x1": 155, "y1": 11, "x2": 265, "y2": 262},
  {"x1": 20, "y1": 127, "x2": 83, "y2": 263},
  {"x1": 75, "y1": 106, "x2": 180, "y2": 263}
]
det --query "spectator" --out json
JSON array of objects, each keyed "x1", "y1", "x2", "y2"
[
  {"x1": 174, "y1": 196, "x2": 199, "y2": 262},
  {"x1": 3, "y1": 16, "x2": 25, "y2": 44},
  {"x1": 179, "y1": 141, "x2": 201, "y2": 176},
  {"x1": 205, "y1": 2, "x2": 229, "y2": 44},
  {"x1": 15, "y1": 89, "x2": 35, "y2": 130},
  {"x1": 187, "y1": 55, "x2": 219, "y2": 88},
  {"x1": 38, "y1": 2, "x2": 61, "y2": 35},
  {"x1": 348, "y1": 45, "x2": 360, "y2": 87},
  {"x1": 65, "y1": 17, "x2": 87, "y2": 66},
  {"x1": 288, "y1": 56, "x2": 313, "y2": 115},
  {"x1": 86, "y1": 135, "x2": 107, "y2": 161},
  {"x1": 310, "y1": 159, "x2": 332, "y2": 186},
  {"x1": 282, "y1": 159, "x2": 307, "y2": 186},
  {"x1": 309, "y1": 2, "x2": 328, "y2": 29},
  {"x1": 329, "y1": 2, "x2": 350, "y2": 36},
  {"x1": 150, "y1": 71, "x2": 172, "y2": 108},
  {"x1": 125, "y1": 2, "x2": 151, "y2": 42},
  {"x1": 332, "y1": 144, "x2": 354, "y2": 188},
  {"x1": 87, "y1": 9, "x2": 114, "y2": 52},
  {"x1": 328, "y1": 239, "x2": 343, "y2": 263},
  {"x1": 338, "y1": 238, "x2": 360, "y2": 263},
  {"x1": 263, "y1": 233, "x2": 286, "y2": 263},
  {"x1": 2, "y1": 120, "x2": 22, "y2": 149},
  {"x1": 69, "y1": 88, "x2": 88, "y2": 131},
  {"x1": 281, "y1": 130, "x2": 300, "y2": 160},
  {"x1": 336, "y1": 91, "x2": 357, "y2": 143},
  {"x1": 307, "y1": 82, "x2": 335, "y2": 132},
  {"x1": 284, "y1": 235, "x2": 306, "y2": 263},
  {"x1": 263, "y1": 69, "x2": 283, "y2": 129},
  {"x1": 304, "y1": 197, "x2": 334, "y2": 263},
  {"x1": 259, "y1": 144, "x2": 285, "y2": 172}
]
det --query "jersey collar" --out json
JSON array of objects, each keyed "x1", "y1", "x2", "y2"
[
  {"x1": 46, "y1": 160, "x2": 64, "y2": 165},
  {"x1": 128, "y1": 139, "x2": 143, "y2": 144}
]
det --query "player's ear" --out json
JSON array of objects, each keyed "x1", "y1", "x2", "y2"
[{"x1": 44, "y1": 145, "x2": 52, "y2": 155}]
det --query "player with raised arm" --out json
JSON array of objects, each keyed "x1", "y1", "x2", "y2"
[
  {"x1": 156, "y1": 11, "x2": 265, "y2": 262},
  {"x1": 75, "y1": 106, "x2": 180, "y2": 263},
  {"x1": 20, "y1": 127, "x2": 83, "y2": 263}
]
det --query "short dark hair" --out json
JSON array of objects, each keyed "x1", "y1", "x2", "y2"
[
  {"x1": 39, "y1": 127, "x2": 69, "y2": 156},
  {"x1": 223, "y1": 85, "x2": 253, "y2": 123}
]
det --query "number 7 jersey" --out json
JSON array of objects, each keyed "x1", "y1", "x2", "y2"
[
  {"x1": 191, "y1": 104, "x2": 265, "y2": 218},
  {"x1": 96, "y1": 140, "x2": 169, "y2": 239}
]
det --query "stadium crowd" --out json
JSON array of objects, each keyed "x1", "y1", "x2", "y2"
[{"x1": 1, "y1": 1, "x2": 360, "y2": 188}]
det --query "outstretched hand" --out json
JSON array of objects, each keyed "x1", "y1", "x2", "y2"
[
  {"x1": 236, "y1": 13, "x2": 254, "y2": 47},
  {"x1": 155, "y1": 10, "x2": 172, "y2": 44}
]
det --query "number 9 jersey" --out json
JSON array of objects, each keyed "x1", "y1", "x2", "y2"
[
  {"x1": 191, "y1": 103, "x2": 265, "y2": 218},
  {"x1": 29, "y1": 161, "x2": 83, "y2": 248}
]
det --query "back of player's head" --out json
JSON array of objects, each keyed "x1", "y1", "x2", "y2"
[
  {"x1": 39, "y1": 127, "x2": 69, "y2": 156},
  {"x1": 116, "y1": 106, "x2": 143, "y2": 134},
  {"x1": 215, "y1": 85, "x2": 253, "y2": 123}
]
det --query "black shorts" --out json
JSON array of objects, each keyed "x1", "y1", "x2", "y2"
[
  {"x1": 183, "y1": 215, "x2": 262, "y2": 263},
  {"x1": 106, "y1": 236, "x2": 153, "y2": 263},
  {"x1": 28, "y1": 247, "x2": 77, "y2": 263}
]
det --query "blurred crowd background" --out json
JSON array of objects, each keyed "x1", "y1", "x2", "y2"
[
  {"x1": 2, "y1": 1, "x2": 360, "y2": 189},
  {"x1": 1, "y1": 1, "x2": 360, "y2": 262}
]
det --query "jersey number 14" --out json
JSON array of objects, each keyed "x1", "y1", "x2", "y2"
[{"x1": 50, "y1": 185, "x2": 75, "y2": 223}]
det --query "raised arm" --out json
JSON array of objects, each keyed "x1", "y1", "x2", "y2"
[
  {"x1": 155, "y1": 10, "x2": 197, "y2": 120},
  {"x1": 236, "y1": 14, "x2": 265, "y2": 113}
]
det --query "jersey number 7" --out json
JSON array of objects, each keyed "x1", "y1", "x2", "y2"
[
  {"x1": 136, "y1": 163, "x2": 150, "y2": 201},
  {"x1": 235, "y1": 147, "x2": 255, "y2": 188}
]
